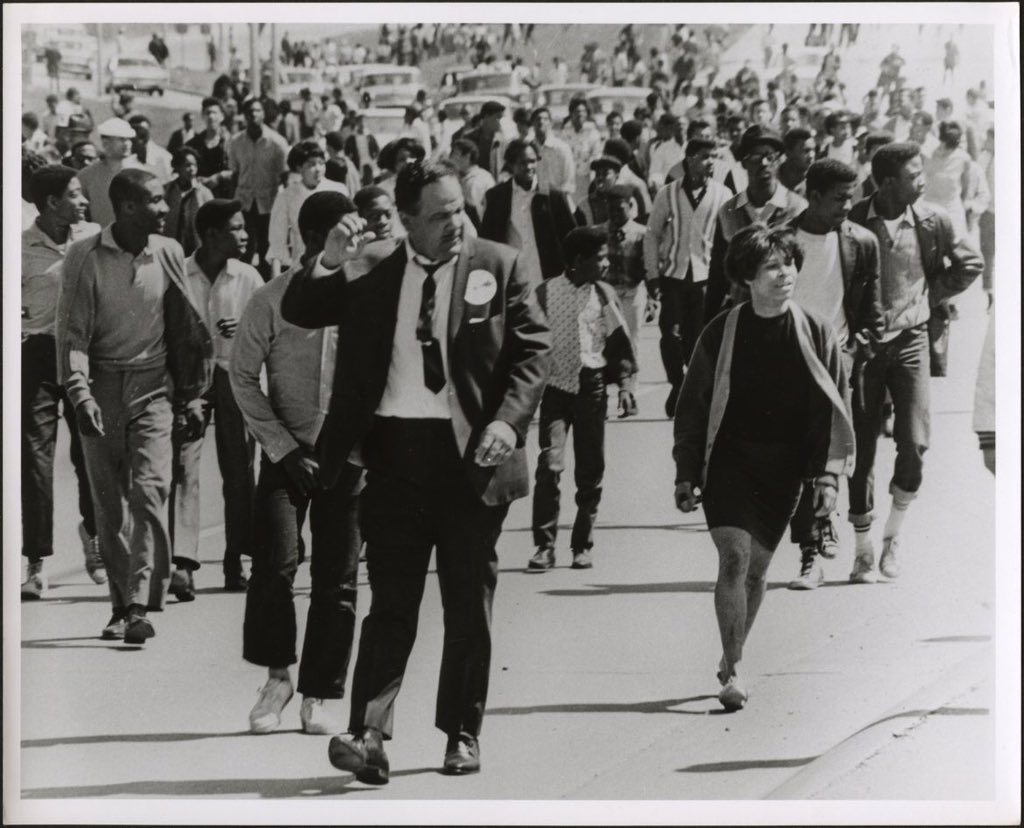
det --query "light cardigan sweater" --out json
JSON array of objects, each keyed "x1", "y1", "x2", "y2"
[{"x1": 673, "y1": 301, "x2": 855, "y2": 490}]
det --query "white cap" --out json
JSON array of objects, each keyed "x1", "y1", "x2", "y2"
[{"x1": 97, "y1": 117, "x2": 136, "y2": 138}]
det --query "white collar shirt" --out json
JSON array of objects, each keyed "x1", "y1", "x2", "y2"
[{"x1": 184, "y1": 254, "x2": 264, "y2": 370}]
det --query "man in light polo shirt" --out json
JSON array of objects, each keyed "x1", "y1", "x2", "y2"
[
  {"x1": 168, "y1": 199, "x2": 263, "y2": 600},
  {"x1": 57, "y1": 169, "x2": 211, "y2": 645}
]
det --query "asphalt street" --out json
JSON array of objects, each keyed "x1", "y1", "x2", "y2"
[{"x1": 9, "y1": 280, "x2": 1009, "y2": 820}]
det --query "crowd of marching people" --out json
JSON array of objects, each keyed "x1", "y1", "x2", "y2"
[{"x1": 21, "y1": 21, "x2": 996, "y2": 781}]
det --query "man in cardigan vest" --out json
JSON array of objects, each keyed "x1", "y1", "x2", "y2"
[
  {"x1": 478, "y1": 139, "x2": 580, "y2": 283},
  {"x1": 56, "y1": 168, "x2": 211, "y2": 645},
  {"x1": 844, "y1": 143, "x2": 982, "y2": 583},
  {"x1": 703, "y1": 126, "x2": 808, "y2": 328},
  {"x1": 644, "y1": 137, "x2": 731, "y2": 417}
]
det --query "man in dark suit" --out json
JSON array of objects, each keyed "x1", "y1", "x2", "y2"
[
  {"x1": 478, "y1": 138, "x2": 580, "y2": 283},
  {"x1": 281, "y1": 159, "x2": 550, "y2": 784}
]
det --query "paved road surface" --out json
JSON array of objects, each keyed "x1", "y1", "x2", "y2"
[{"x1": 9, "y1": 280, "x2": 1008, "y2": 821}]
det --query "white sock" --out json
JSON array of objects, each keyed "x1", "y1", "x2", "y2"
[
  {"x1": 883, "y1": 494, "x2": 913, "y2": 540},
  {"x1": 854, "y1": 526, "x2": 874, "y2": 555}
]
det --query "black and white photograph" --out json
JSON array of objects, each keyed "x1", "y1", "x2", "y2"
[{"x1": 3, "y1": 3, "x2": 1019, "y2": 824}]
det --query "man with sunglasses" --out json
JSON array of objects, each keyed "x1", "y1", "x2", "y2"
[{"x1": 703, "y1": 126, "x2": 808, "y2": 325}]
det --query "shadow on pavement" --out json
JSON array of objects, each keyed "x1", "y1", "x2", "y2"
[
  {"x1": 22, "y1": 775, "x2": 373, "y2": 799},
  {"x1": 488, "y1": 694, "x2": 726, "y2": 717},
  {"x1": 504, "y1": 523, "x2": 708, "y2": 534},
  {"x1": 21, "y1": 636, "x2": 141, "y2": 651},
  {"x1": 22, "y1": 731, "x2": 252, "y2": 748},
  {"x1": 677, "y1": 756, "x2": 818, "y2": 773},
  {"x1": 919, "y1": 635, "x2": 992, "y2": 643},
  {"x1": 539, "y1": 581, "x2": 791, "y2": 596}
]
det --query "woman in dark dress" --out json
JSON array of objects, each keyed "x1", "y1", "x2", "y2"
[{"x1": 673, "y1": 224, "x2": 855, "y2": 711}]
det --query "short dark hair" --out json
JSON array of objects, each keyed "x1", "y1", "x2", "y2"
[
  {"x1": 29, "y1": 165, "x2": 78, "y2": 212},
  {"x1": 824, "y1": 111, "x2": 849, "y2": 133},
  {"x1": 194, "y1": 198, "x2": 243, "y2": 241},
  {"x1": 782, "y1": 127, "x2": 813, "y2": 151},
  {"x1": 287, "y1": 140, "x2": 326, "y2": 172},
  {"x1": 529, "y1": 106, "x2": 551, "y2": 124},
  {"x1": 22, "y1": 150, "x2": 49, "y2": 200},
  {"x1": 935, "y1": 97, "x2": 953, "y2": 110},
  {"x1": 805, "y1": 159, "x2": 858, "y2": 195},
  {"x1": 912, "y1": 111, "x2": 934, "y2": 128},
  {"x1": 503, "y1": 138, "x2": 539, "y2": 167},
  {"x1": 513, "y1": 107, "x2": 531, "y2": 125},
  {"x1": 451, "y1": 138, "x2": 479, "y2": 164},
  {"x1": 725, "y1": 114, "x2": 747, "y2": 130},
  {"x1": 377, "y1": 137, "x2": 426, "y2": 173},
  {"x1": 394, "y1": 158, "x2": 459, "y2": 214},
  {"x1": 686, "y1": 119, "x2": 711, "y2": 139},
  {"x1": 604, "y1": 183, "x2": 634, "y2": 203},
  {"x1": 240, "y1": 97, "x2": 264, "y2": 116},
  {"x1": 172, "y1": 147, "x2": 200, "y2": 169},
  {"x1": 871, "y1": 142, "x2": 921, "y2": 185},
  {"x1": 201, "y1": 96, "x2": 224, "y2": 113},
  {"x1": 620, "y1": 120, "x2": 644, "y2": 142},
  {"x1": 23, "y1": 112, "x2": 40, "y2": 130},
  {"x1": 864, "y1": 131, "x2": 895, "y2": 155},
  {"x1": 602, "y1": 138, "x2": 632, "y2": 166},
  {"x1": 297, "y1": 191, "x2": 356, "y2": 244},
  {"x1": 938, "y1": 120, "x2": 963, "y2": 141},
  {"x1": 109, "y1": 168, "x2": 158, "y2": 216},
  {"x1": 353, "y1": 185, "x2": 389, "y2": 213},
  {"x1": 563, "y1": 226, "x2": 609, "y2": 264},
  {"x1": 724, "y1": 223, "x2": 804, "y2": 286},
  {"x1": 128, "y1": 113, "x2": 151, "y2": 129},
  {"x1": 324, "y1": 130, "x2": 345, "y2": 152},
  {"x1": 685, "y1": 137, "x2": 717, "y2": 157},
  {"x1": 70, "y1": 139, "x2": 96, "y2": 156},
  {"x1": 568, "y1": 96, "x2": 591, "y2": 117},
  {"x1": 606, "y1": 110, "x2": 623, "y2": 126}
]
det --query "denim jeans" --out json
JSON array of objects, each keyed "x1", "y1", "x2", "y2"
[
  {"x1": 243, "y1": 457, "x2": 363, "y2": 699},
  {"x1": 79, "y1": 364, "x2": 173, "y2": 610},
  {"x1": 848, "y1": 324, "x2": 929, "y2": 524},
  {"x1": 169, "y1": 366, "x2": 255, "y2": 576},
  {"x1": 21, "y1": 334, "x2": 95, "y2": 560},
  {"x1": 532, "y1": 368, "x2": 607, "y2": 551},
  {"x1": 659, "y1": 277, "x2": 706, "y2": 390}
]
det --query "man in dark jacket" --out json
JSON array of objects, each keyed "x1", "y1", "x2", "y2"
[
  {"x1": 844, "y1": 142, "x2": 982, "y2": 584},
  {"x1": 783, "y1": 159, "x2": 884, "y2": 590},
  {"x1": 478, "y1": 138, "x2": 580, "y2": 283},
  {"x1": 281, "y1": 159, "x2": 550, "y2": 783}
]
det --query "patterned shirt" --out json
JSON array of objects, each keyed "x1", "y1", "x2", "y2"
[{"x1": 541, "y1": 275, "x2": 607, "y2": 394}]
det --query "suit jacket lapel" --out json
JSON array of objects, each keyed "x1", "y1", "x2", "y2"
[
  {"x1": 375, "y1": 244, "x2": 407, "y2": 363},
  {"x1": 837, "y1": 222, "x2": 855, "y2": 291},
  {"x1": 448, "y1": 237, "x2": 473, "y2": 345}
]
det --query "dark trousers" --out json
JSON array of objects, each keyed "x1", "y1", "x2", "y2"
[
  {"x1": 348, "y1": 418, "x2": 508, "y2": 740},
  {"x1": 979, "y1": 211, "x2": 994, "y2": 293},
  {"x1": 849, "y1": 325, "x2": 930, "y2": 523},
  {"x1": 21, "y1": 334, "x2": 95, "y2": 560},
  {"x1": 243, "y1": 457, "x2": 364, "y2": 699},
  {"x1": 243, "y1": 207, "x2": 272, "y2": 281},
  {"x1": 169, "y1": 366, "x2": 255, "y2": 575},
  {"x1": 659, "y1": 277, "x2": 707, "y2": 390},
  {"x1": 532, "y1": 369, "x2": 607, "y2": 551}
]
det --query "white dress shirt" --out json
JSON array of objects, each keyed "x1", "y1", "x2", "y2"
[
  {"x1": 184, "y1": 254, "x2": 264, "y2": 371},
  {"x1": 506, "y1": 179, "x2": 543, "y2": 284}
]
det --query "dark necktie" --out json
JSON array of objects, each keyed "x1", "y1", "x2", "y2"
[{"x1": 416, "y1": 262, "x2": 446, "y2": 393}]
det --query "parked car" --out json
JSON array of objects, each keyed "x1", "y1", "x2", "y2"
[
  {"x1": 585, "y1": 86, "x2": 651, "y2": 119},
  {"x1": 276, "y1": 66, "x2": 327, "y2": 105},
  {"x1": 35, "y1": 28, "x2": 98, "y2": 79},
  {"x1": 106, "y1": 54, "x2": 169, "y2": 95},
  {"x1": 356, "y1": 66, "x2": 425, "y2": 108},
  {"x1": 535, "y1": 84, "x2": 599, "y2": 124},
  {"x1": 456, "y1": 69, "x2": 530, "y2": 104}
]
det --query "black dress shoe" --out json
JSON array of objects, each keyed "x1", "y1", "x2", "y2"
[
  {"x1": 123, "y1": 606, "x2": 155, "y2": 645},
  {"x1": 169, "y1": 569, "x2": 196, "y2": 602},
  {"x1": 443, "y1": 733, "x2": 480, "y2": 775},
  {"x1": 223, "y1": 572, "x2": 248, "y2": 592},
  {"x1": 526, "y1": 547, "x2": 554, "y2": 572},
  {"x1": 328, "y1": 728, "x2": 389, "y2": 785}
]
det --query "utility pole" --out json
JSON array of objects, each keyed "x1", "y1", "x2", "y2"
[
  {"x1": 270, "y1": 23, "x2": 279, "y2": 101},
  {"x1": 249, "y1": 22, "x2": 260, "y2": 99}
]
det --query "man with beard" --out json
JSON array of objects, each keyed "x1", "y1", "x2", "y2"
[{"x1": 281, "y1": 158, "x2": 550, "y2": 783}]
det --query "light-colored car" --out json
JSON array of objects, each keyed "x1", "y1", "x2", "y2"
[
  {"x1": 356, "y1": 66, "x2": 425, "y2": 108},
  {"x1": 276, "y1": 67, "x2": 327, "y2": 105},
  {"x1": 456, "y1": 69, "x2": 530, "y2": 104},
  {"x1": 585, "y1": 86, "x2": 651, "y2": 119},
  {"x1": 535, "y1": 84, "x2": 599, "y2": 124},
  {"x1": 106, "y1": 54, "x2": 169, "y2": 96},
  {"x1": 355, "y1": 106, "x2": 410, "y2": 149}
]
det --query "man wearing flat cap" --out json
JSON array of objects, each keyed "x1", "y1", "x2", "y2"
[
  {"x1": 77, "y1": 117, "x2": 143, "y2": 226},
  {"x1": 703, "y1": 125, "x2": 808, "y2": 324}
]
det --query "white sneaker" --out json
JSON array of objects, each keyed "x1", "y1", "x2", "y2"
[
  {"x1": 300, "y1": 697, "x2": 341, "y2": 735},
  {"x1": 879, "y1": 536, "x2": 902, "y2": 579},
  {"x1": 249, "y1": 677, "x2": 294, "y2": 734},
  {"x1": 849, "y1": 544, "x2": 877, "y2": 584},
  {"x1": 79, "y1": 522, "x2": 107, "y2": 585},
  {"x1": 21, "y1": 560, "x2": 47, "y2": 600},
  {"x1": 718, "y1": 676, "x2": 748, "y2": 711}
]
